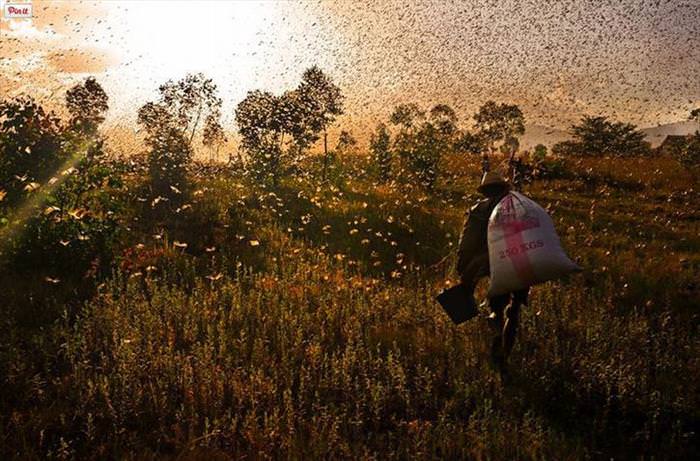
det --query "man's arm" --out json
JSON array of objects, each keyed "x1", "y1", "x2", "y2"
[{"x1": 456, "y1": 202, "x2": 489, "y2": 285}]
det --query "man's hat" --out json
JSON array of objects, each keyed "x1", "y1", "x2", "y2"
[{"x1": 477, "y1": 171, "x2": 509, "y2": 193}]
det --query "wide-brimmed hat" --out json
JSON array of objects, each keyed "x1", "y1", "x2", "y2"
[{"x1": 477, "y1": 171, "x2": 509, "y2": 193}]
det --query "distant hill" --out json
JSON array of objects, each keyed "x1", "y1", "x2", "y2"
[
  {"x1": 640, "y1": 121, "x2": 698, "y2": 147},
  {"x1": 520, "y1": 125, "x2": 570, "y2": 150},
  {"x1": 520, "y1": 120, "x2": 699, "y2": 150}
]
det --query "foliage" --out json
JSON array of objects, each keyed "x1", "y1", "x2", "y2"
[
  {"x1": 370, "y1": 123, "x2": 392, "y2": 181},
  {"x1": 533, "y1": 144, "x2": 547, "y2": 161},
  {"x1": 676, "y1": 131, "x2": 700, "y2": 169},
  {"x1": 201, "y1": 113, "x2": 226, "y2": 160},
  {"x1": 235, "y1": 67, "x2": 344, "y2": 184},
  {"x1": 235, "y1": 90, "x2": 287, "y2": 183},
  {"x1": 145, "y1": 126, "x2": 192, "y2": 211},
  {"x1": 336, "y1": 130, "x2": 357, "y2": 152},
  {"x1": 389, "y1": 103, "x2": 459, "y2": 190},
  {"x1": 690, "y1": 108, "x2": 700, "y2": 124},
  {"x1": 1, "y1": 79, "x2": 698, "y2": 459},
  {"x1": 473, "y1": 101, "x2": 525, "y2": 152},
  {"x1": 0, "y1": 80, "x2": 123, "y2": 321},
  {"x1": 0, "y1": 96, "x2": 65, "y2": 208},
  {"x1": 454, "y1": 130, "x2": 484, "y2": 156},
  {"x1": 156, "y1": 72, "x2": 223, "y2": 145},
  {"x1": 1, "y1": 152, "x2": 698, "y2": 459},
  {"x1": 137, "y1": 74, "x2": 219, "y2": 203},
  {"x1": 65, "y1": 76, "x2": 109, "y2": 135},
  {"x1": 555, "y1": 115, "x2": 651, "y2": 157}
]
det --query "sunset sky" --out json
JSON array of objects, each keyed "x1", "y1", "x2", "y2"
[{"x1": 1, "y1": 0, "x2": 699, "y2": 140}]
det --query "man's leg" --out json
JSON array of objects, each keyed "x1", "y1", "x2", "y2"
[
  {"x1": 502, "y1": 288, "x2": 529, "y2": 362},
  {"x1": 488, "y1": 294, "x2": 510, "y2": 368}
]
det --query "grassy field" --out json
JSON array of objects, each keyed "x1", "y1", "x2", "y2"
[{"x1": 1, "y1": 152, "x2": 698, "y2": 459}]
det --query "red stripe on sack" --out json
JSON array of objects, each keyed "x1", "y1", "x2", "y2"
[{"x1": 498, "y1": 195, "x2": 537, "y2": 286}]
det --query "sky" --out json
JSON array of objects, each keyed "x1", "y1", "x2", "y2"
[{"x1": 1, "y1": 0, "x2": 699, "y2": 144}]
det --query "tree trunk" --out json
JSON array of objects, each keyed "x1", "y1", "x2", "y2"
[
  {"x1": 322, "y1": 129, "x2": 329, "y2": 181},
  {"x1": 189, "y1": 103, "x2": 203, "y2": 145}
]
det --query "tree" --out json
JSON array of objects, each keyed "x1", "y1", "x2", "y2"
[
  {"x1": 389, "y1": 103, "x2": 424, "y2": 161},
  {"x1": 389, "y1": 103, "x2": 456, "y2": 190},
  {"x1": 297, "y1": 66, "x2": 344, "y2": 181},
  {"x1": 533, "y1": 144, "x2": 548, "y2": 161},
  {"x1": 202, "y1": 114, "x2": 226, "y2": 161},
  {"x1": 559, "y1": 115, "x2": 650, "y2": 157},
  {"x1": 429, "y1": 104, "x2": 458, "y2": 138},
  {"x1": 690, "y1": 108, "x2": 700, "y2": 135},
  {"x1": 677, "y1": 132, "x2": 700, "y2": 170},
  {"x1": 454, "y1": 130, "x2": 484, "y2": 156},
  {"x1": 235, "y1": 90, "x2": 286, "y2": 184},
  {"x1": 146, "y1": 127, "x2": 192, "y2": 203},
  {"x1": 369, "y1": 123, "x2": 392, "y2": 182},
  {"x1": 690, "y1": 108, "x2": 700, "y2": 125},
  {"x1": 473, "y1": 101, "x2": 525, "y2": 154},
  {"x1": 500, "y1": 136, "x2": 520, "y2": 156},
  {"x1": 136, "y1": 74, "x2": 218, "y2": 203},
  {"x1": 336, "y1": 130, "x2": 357, "y2": 153},
  {"x1": 142, "y1": 73, "x2": 222, "y2": 148},
  {"x1": 0, "y1": 96, "x2": 64, "y2": 207},
  {"x1": 65, "y1": 76, "x2": 109, "y2": 135},
  {"x1": 389, "y1": 103, "x2": 424, "y2": 130}
]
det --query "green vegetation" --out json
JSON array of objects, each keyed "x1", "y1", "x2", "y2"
[
  {"x1": 553, "y1": 115, "x2": 651, "y2": 157},
  {"x1": 1, "y1": 75, "x2": 698, "y2": 459}
]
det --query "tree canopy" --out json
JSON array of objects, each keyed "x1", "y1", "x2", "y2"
[
  {"x1": 555, "y1": 115, "x2": 650, "y2": 157},
  {"x1": 65, "y1": 77, "x2": 109, "y2": 135},
  {"x1": 473, "y1": 101, "x2": 525, "y2": 152}
]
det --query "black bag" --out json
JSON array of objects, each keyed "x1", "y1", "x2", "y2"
[{"x1": 436, "y1": 284, "x2": 478, "y2": 324}]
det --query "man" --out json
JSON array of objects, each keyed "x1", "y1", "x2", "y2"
[{"x1": 456, "y1": 171, "x2": 529, "y2": 375}]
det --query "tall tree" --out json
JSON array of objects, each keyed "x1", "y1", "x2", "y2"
[
  {"x1": 473, "y1": 101, "x2": 525, "y2": 165},
  {"x1": 369, "y1": 123, "x2": 392, "y2": 182},
  {"x1": 146, "y1": 73, "x2": 222, "y2": 147},
  {"x1": 297, "y1": 66, "x2": 344, "y2": 180},
  {"x1": 65, "y1": 76, "x2": 109, "y2": 135},
  {"x1": 202, "y1": 114, "x2": 226, "y2": 161},
  {"x1": 389, "y1": 103, "x2": 425, "y2": 163},
  {"x1": 389, "y1": 103, "x2": 456, "y2": 190},
  {"x1": 234, "y1": 90, "x2": 286, "y2": 184},
  {"x1": 136, "y1": 75, "x2": 219, "y2": 204}
]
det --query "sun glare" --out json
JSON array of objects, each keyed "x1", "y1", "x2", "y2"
[{"x1": 111, "y1": 1, "x2": 277, "y2": 92}]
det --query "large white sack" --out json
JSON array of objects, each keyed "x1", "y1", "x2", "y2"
[{"x1": 487, "y1": 191, "x2": 580, "y2": 297}]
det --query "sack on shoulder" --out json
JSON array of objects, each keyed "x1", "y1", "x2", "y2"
[{"x1": 487, "y1": 192, "x2": 580, "y2": 297}]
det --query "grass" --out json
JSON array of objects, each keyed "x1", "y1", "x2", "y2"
[{"x1": 1, "y1": 152, "x2": 698, "y2": 459}]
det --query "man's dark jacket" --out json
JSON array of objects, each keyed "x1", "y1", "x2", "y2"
[{"x1": 456, "y1": 192, "x2": 507, "y2": 288}]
